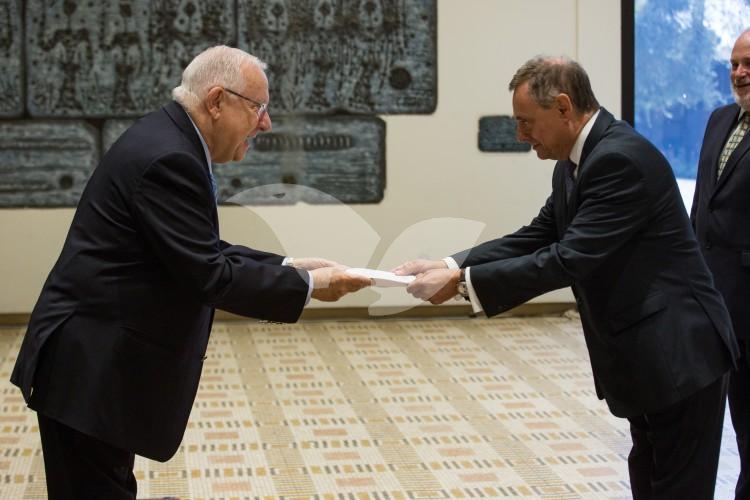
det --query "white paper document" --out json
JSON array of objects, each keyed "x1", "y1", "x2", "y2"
[{"x1": 346, "y1": 268, "x2": 415, "y2": 287}]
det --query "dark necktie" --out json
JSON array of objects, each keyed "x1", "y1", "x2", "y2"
[
  {"x1": 565, "y1": 161, "x2": 577, "y2": 204},
  {"x1": 717, "y1": 113, "x2": 750, "y2": 179}
]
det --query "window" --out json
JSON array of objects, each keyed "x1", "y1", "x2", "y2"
[{"x1": 623, "y1": 0, "x2": 748, "y2": 206}]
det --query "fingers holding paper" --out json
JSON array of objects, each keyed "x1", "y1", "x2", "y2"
[
  {"x1": 310, "y1": 267, "x2": 373, "y2": 302},
  {"x1": 291, "y1": 257, "x2": 347, "y2": 271},
  {"x1": 405, "y1": 268, "x2": 461, "y2": 305},
  {"x1": 391, "y1": 259, "x2": 447, "y2": 276}
]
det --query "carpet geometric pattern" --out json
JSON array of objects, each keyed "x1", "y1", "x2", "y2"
[{"x1": 0, "y1": 316, "x2": 740, "y2": 499}]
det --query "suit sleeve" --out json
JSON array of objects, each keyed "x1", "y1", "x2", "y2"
[
  {"x1": 132, "y1": 152, "x2": 309, "y2": 322},
  {"x1": 219, "y1": 240, "x2": 285, "y2": 264},
  {"x1": 452, "y1": 194, "x2": 558, "y2": 266},
  {"x1": 470, "y1": 154, "x2": 650, "y2": 316}
]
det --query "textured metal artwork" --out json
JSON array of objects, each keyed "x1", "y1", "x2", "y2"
[
  {"x1": 2, "y1": 0, "x2": 426, "y2": 205},
  {"x1": 219, "y1": 115, "x2": 385, "y2": 204},
  {"x1": 102, "y1": 115, "x2": 385, "y2": 205},
  {"x1": 0, "y1": 0, "x2": 22, "y2": 116},
  {"x1": 26, "y1": 0, "x2": 235, "y2": 117},
  {"x1": 478, "y1": 115, "x2": 531, "y2": 152},
  {"x1": 0, "y1": 121, "x2": 98, "y2": 206},
  {"x1": 239, "y1": 0, "x2": 437, "y2": 114}
]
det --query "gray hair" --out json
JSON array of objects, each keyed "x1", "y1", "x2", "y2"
[
  {"x1": 172, "y1": 46, "x2": 267, "y2": 110},
  {"x1": 508, "y1": 56, "x2": 599, "y2": 113}
]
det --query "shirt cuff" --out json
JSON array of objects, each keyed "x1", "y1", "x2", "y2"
[
  {"x1": 283, "y1": 257, "x2": 314, "y2": 305},
  {"x1": 444, "y1": 258, "x2": 483, "y2": 314},
  {"x1": 464, "y1": 268, "x2": 485, "y2": 315},
  {"x1": 443, "y1": 257, "x2": 459, "y2": 269}
]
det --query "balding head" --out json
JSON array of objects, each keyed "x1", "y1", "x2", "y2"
[{"x1": 508, "y1": 56, "x2": 599, "y2": 113}]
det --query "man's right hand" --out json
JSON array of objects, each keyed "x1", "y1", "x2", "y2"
[
  {"x1": 309, "y1": 268, "x2": 373, "y2": 302},
  {"x1": 392, "y1": 259, "x2": 448, "y2": 276}
]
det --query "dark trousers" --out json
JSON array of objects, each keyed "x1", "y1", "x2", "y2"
[
  {"x1": 627, "y1": 374, "x2": 728, "y2": 500},
  {"x1": 37, "y1": 413, "x2": 137, "y2": 500},
  {"x1": 730, "y1": 338, "x2": 750, "y2": 500}
]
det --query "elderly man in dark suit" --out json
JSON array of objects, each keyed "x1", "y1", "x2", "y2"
[
  {"x1": 395, "y1": 56, "x2": 738, "y2": 499},
  {"x1": 10, "y1": 45, "x2": 371, "y2": 499},
  {"x1": 692, "y1": 28, "x2": 750, "y2": 500}
]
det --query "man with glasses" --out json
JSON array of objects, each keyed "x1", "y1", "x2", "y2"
[{"x1": 10, "y1": 45, "x2": 372, "y2": 499}]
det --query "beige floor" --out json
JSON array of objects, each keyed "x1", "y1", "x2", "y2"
[{"x1": 0, "y1": 316, "x2": 740, "y2": 499}]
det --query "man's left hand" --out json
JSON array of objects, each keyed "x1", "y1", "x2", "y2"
[{"x1": 406, "y1": 268, "x2": 461, "y2": 304}]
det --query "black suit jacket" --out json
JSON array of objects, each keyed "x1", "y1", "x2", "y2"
[
  {"x1": 453, "y1": 108, "x2": 738, "y2": 417},
  {"x1": 691, "y1": 103, "x2": 750, "y2": 339},
  {"x1": 11, "y1": 102, "x2": 310, "y2": 461}
]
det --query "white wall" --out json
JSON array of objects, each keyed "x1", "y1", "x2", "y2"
[{"x1": 0, "y1": 0, "x2": 621, "y2": 314}]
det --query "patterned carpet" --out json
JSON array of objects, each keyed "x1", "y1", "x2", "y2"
[{"x1": 0, "y1": 316, "x2": 740, "y2": 499}]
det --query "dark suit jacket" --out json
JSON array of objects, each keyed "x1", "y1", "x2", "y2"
[
  {"x1": 11, "y1": 102, "x2": 310, "y2": 461},
  {"x1": 453, "y1": 108, "x2": 738, "y2": 417},
  {"x1": 691, "y1": 103, "x2": 750, "y2": 339}
]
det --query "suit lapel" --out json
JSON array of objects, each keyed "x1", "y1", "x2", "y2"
[
  {"x1": 714, "y1": 110, "x2": 750, "y2": 195},
  {"x1": 563, "y1": 108, "x2": 615, "y2": 226},
  {"x1": 163, "y1": 101, "x2": 219, "y2": 226}
]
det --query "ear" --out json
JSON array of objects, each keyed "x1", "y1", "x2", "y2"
[
  {"x1": 554, "y1": 93, "x2": 574, "y2": 118},
  {"x1": 204, "y1": 86, "x2": 225, "y2": 120}
]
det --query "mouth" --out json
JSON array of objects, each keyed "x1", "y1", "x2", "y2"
[{"x1": 735, "y1": 80, "x2": 750, "y2": 89}]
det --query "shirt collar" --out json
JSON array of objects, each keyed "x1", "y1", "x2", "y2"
[
  {"x1": 569, "y1": 108, "x2": 600, "y2": 166},
  {"x1": 184, "y1": 110, "x2": 213, "y2": 174}
]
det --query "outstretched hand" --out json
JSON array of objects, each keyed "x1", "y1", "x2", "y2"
[
  {"x1": 309, "y1": 268, "x2": 372, "y2": 302},
  {"x1": 392, "y1": 259, "x2": 447, "y2": 276},
  {"x1": 291, "y1": 257, "x2": 347, "y2": 271},
  {"x1": 405, "y1": 268, "x2": 461, "y2": 305}
]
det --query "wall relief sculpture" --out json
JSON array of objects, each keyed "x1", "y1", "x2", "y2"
[
  {"x1": 0, "y1": 0, "x2": 22, "y2": 116},
  {"x1": 1, "y1": 0, "x2": 438, "y2": 206},
  {"x1": 26, "y1": 0, "x2": 235, "y2": 117},
  {"x1": 239, "y1": 0, "x2": 436, "y2": 114},
  {"x1": 478, "y1": 116, "x2": 530, "y2": 152},
  {"x1": 0, "y1": 121, "x2": 98, "y2": 206}
]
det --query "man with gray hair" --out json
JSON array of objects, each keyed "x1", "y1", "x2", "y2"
[
  {"x1": 396, "y1": 56, "x2": 737, "y2": 499},
  {"x1": 692, "y1": 28, "x2": 750, "y2": 500},
  {"x1": 10, "y1": 45, "x2": 371, "y2": 499}
]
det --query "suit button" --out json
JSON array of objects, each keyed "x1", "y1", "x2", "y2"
[{"x1": 705, "y1": 241, "x2": 712, "y2": 250}]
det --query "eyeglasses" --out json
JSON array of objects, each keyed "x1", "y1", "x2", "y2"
[{"x1": 224, "y1": 88, "x2": 268, "y2": 119}]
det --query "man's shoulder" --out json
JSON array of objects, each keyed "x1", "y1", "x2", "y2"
[{"x1": 704, "y1": 102, "x2": 739, "y2": 123}]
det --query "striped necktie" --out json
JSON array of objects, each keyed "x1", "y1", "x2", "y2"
[{"x1": 717, "y1": 113, "x2": 750, "y2": 179}]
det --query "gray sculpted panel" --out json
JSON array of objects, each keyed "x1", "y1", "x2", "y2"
[
  {"x1": 102, "y1": 116, "x2": 385, "y2": 205},
  {"x1": 0, "y1": 121, "x2": 98, "y2": 206},
  {"x1": 219, "y1": 115, "x2": 385, "y2": 204},
  {"x1": 238, "y1": 0, "x2": 437, "y2": 114},
  {"x1": 0, "y1": 0, "x2": 22, "y2": 116},
  {"x1": 102, "y1": 120, "x2": 133, "y2": 153},
  {"x1": 478, "y1": 116, "x2": 531, "y2": 152},
  {"x1": 26, "y1": 0, "x2": 235, "y2": 117}
]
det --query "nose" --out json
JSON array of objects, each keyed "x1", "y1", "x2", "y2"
[{"x1": 259, "y1": 112, "x2": 272, "y2": 132}]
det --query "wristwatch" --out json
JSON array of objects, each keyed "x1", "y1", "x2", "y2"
[{"x1": 456, "y1": 268, "x2": 469, "y2": 301}]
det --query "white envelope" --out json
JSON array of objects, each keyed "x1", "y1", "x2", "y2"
[{"x1": 346, "y1": 268, "x2": 415, "y2": 287}]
